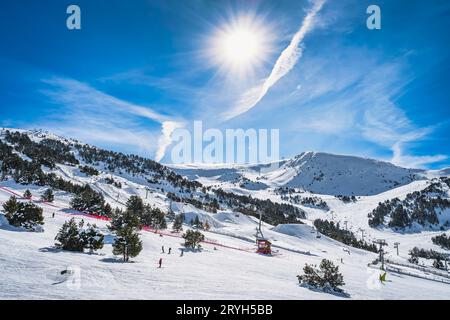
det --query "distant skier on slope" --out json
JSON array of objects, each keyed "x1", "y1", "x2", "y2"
[
  {"x1": 379, "y1": 272, "x2": 387, "y2": 283},
  {"x1": 168, "y1": 247, "x2": 171, "y2": 254},
  {"x1": 161, "y1": 246, "x2": 165, "y2": 253},
  {"x1": 158, "y1": 258, "x2": 163, "y2": 268}
]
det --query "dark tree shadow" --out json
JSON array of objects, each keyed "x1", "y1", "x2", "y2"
[
  {"x1": 100, "y1": 257, "x2": 132, "y2": 263},
  {"x1": 299, "y1": 284, "x2": 351, "y2": 298}
]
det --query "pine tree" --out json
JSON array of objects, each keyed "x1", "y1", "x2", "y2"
[
  {"x1": 408, "y1": 248, "x2": 419, "y2": 264},
  {"x1": 172, "y1": 214, "x2": 184, "y2": 233},
  {"x1": 23, "y1": 189, "x2": 32, "y2": 199},
  {"x1": 151, "y1": 208, "x2": 167, "y2": 230},
  {"x1": 182, "y1": 229, "x2": 205, "y2": 249},
  {"x1": 109, "y1": 208, "x2": 142, "y2": 261},
  {"x1": 2, "y1": 196, "x2": 20, "y2": 216},
  {"x1": 297, "y1": 264, "x2": 321, "y2": 288},
  {"x1": 82, "y1": 223, "x2": 104, "y2": 254},
  {"x1": 297, "y1": 259, "x2": 345, "y2": 293},
  {"x1": 3, "y1": 197, "x2": 44, "y2": 231},
  {"x1": 70, "y1": 185, "x2": 105, "y2": 214},
  {"x1": 166, "y1": 201, "x2": 175, "y2": 221},
  {"x1": 140, "y1": 205, "x2": 154, "y2": 226},
  {"x1": 112, "y1": 227, "x2": 143, "y2": 262},
  {"x1": 126, "y1": 195, "x2": 144, "y2": 218},
  {"x1": 41, "y1": 188, "x2": 54, "y2": 202},
  {"x1": 193, "y1": 216, "x2": 201, "y2": 229},
  {"x1": 55, "y1": 218, "x2": 85, "y2": 251},
  {"x1": 102, "y1": 203, "x2": 113, "y2": 217},
  {"x1": 320, "y1": 259, "x2": 345, "y2": 291},
  {"x1": 433, "y1": 257, "x2": 445, "y2": 270}
]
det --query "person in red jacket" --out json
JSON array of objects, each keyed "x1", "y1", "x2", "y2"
[{"x1": 158, "y1": 258, "x2": 162, "y2": 268}]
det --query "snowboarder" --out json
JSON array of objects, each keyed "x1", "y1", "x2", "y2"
[
  {"x1": 168, "y1": 247, "x2": 171, "y2": 254},
  {"x1": 161, "y1": 246, "x2": 165, "y2": 253},
  {"x1": 158, "y1": 258, "x2": 163, "y2": 268}
]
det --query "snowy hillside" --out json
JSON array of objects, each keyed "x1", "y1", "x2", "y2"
[
  {"x1": 171, "y1": 152, "x2": 425, "y2": 196},
  {"x1": 1, "y1": 183, "x2": 449, "y2": 299},
  {"x1": 1, "y1": 129, "x2": 450, "y2": 299}
]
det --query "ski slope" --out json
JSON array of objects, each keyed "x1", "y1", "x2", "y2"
[
  {"x1": 1, "y1": 183, "x2": 449, "y2": 300},
  {"x1": 0, "y1": 129, "x2": 449, "y2": 299}
]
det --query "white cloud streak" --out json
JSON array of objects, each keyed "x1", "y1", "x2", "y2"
[
  {"x1": 40, "y1": 77, "x2": 183, "y2": 160},
  {"x1": 222, "y1": 0, "x2": 326, "y2": 120}
]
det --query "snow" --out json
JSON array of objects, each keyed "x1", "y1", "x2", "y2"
[
  {"x1": 1, "y1": 183, "x2": 449, "y2": 299},
  {"x1": 1, "y1": 129, "x2": 449, "y2": 299},
  {"x1": 171, "y1": 152, "x2": 425, "y2": 196}
]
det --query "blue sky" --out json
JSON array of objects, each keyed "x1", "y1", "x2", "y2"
[{"x1": 0, "y1": 0, "x2": 449, "y2": 168}]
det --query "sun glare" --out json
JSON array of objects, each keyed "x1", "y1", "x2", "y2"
[
  {"x1": 208, "y1": 14, "x2": 274, "y2": 78},
  {"x1": 222, "y1": 29, "x2": 261, "y2": 65}
]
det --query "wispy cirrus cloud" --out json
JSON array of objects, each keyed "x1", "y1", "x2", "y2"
[
  {"x1": 39, "y1": 77, "x2": 183, "y2": 160},
  {"x1": 229, "y1": 43, "x2": 446, "y2": 169},
  {"x1": 222, "y1": 0, "x2": 326, "y2": 120}
]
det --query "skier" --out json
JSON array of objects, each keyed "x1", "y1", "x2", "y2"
[
  {"x1": 52, "y1": 212, "x2": 55, "y2": 218},
  {"x1": 161, "y1": 245, "x2": 165, "y2": 253},
  {"x1": 158, "y1": 258, "x2": 163, "y2": 268},
  {"x1": 180, "y1": 249, "x2": 184, "y2": 257},
  {"x1": 168, "y1": 247, "x2": 171, "y2": 254},
  {"x1": 379, "y1": 272, "x2": 387, "y2": 283}
]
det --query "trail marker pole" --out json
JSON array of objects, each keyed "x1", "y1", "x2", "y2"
[{"x1": 394, "y1": 242, "x2": 400, "y2": 256}]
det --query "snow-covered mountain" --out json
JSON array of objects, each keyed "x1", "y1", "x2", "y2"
[
  {"x1": 171, "y1": 152, "x2": 425, "y2": 196},
  {"x1": 1, "y1": 128, "x2": 449, "y2": 300}
]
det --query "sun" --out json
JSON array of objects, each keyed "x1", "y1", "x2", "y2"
[
  {"x1": 222, "y1": 28, "x2": 262, "y2": 66},
  {"x1": 207, "y1": 14, "x2": 274, "y2": 78}
]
